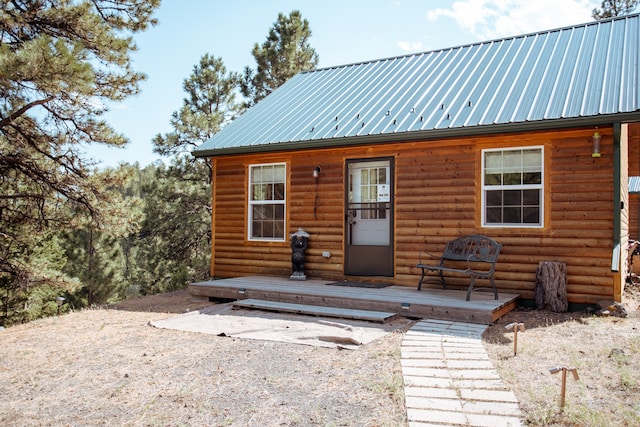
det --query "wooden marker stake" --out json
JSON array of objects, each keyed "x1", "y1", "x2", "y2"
[
  {"x1": 504, "y1": 322, "x2": 525, "y2": 356},
  {"x1": 549, "y1": 366, "x2": 579, "y2": 410}
]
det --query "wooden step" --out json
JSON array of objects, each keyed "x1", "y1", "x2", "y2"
[{"x1": 232, "y1": 298, "x2": 398, "y2": 323}]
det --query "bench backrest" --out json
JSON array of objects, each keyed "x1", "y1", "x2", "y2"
[{"x1": 442, "y1": 235, "x2": 502, "y2": 264}]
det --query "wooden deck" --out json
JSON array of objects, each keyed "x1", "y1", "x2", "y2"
[{"x1": 189, "y1": 276, "x2": 519, "y2": 325}]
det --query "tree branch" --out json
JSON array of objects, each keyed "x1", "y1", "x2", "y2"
[
  {"x1": 0, "y1": 96, "x2": 55, "y2": 129},
  {"x1": 0, "y1": 194, "x2": 45, "y2": 200}
]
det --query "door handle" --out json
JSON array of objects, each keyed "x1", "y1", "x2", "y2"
[{"x1": 348, "y1": 210, "x2": 357, "y2": 225}]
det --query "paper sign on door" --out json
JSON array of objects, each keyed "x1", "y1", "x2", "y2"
[{"x1": 377, "y1": 184, "x2": 390, "y2": 202}]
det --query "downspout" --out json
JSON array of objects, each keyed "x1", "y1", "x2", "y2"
[
  {"x1": 612, "y1": 122, "x2": 621, "y2": 273},
  {"x1": 611, "y1": 122, "x2": 629, "y2": 302}
]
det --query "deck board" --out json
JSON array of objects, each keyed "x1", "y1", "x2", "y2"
[
  {"x1": 189, "y1": 276, "x2": 519, "y2": 325},
  {"x1": 233, "y1": 299, "x2": 398, "y2": 323}
]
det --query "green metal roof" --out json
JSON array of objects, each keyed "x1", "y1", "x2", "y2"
[{"x1": 194, "y1": 14, "x2": 640, "y2": 158}]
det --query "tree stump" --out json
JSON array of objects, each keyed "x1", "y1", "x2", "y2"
[{"x1": 535, "y1": 261, "x2": 568, "y2": 312}]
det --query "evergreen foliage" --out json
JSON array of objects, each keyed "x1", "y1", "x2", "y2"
[
  {"x1": 61, "y1": 165, "x2": 144, "y2": 307},
  {"x1": 0, "y1": 0, "x2": 159, "y2": 324},
  {"x1": 133, "y1": 159, "x2": 211, "y2": 296},
  {"x1": 592, "y1": 0, "x2": 639, "y2": 18},
  {"x1": 153, "y1": 54, "x2": 243, "y2": 157},
  {"x1": 145, "y1": 53, "x2": 245, "y2": 294},
  {"x1": 0, "y1": 7, "x2": 317, "y2": 325},
  {"x1": 242, "y1": 10, "x2": 319, "y2": 106}
]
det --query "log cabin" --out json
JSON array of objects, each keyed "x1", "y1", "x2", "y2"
[{"x1": 193, "y1": 14, "x2": 640, "y2": 306}]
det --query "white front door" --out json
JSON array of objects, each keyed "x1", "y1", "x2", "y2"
[{"x1": 345, "y1": 158, "x2": 394, "y2": 276}]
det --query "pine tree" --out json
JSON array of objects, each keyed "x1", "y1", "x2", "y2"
[
  {"x1": 242, "y1": 10, "x2": 319, "y2": 106},
  {"x1": 60, "y1": 165, "x2": 144, "y2": 307},
  {"x1": 141, "y1": 54, "x2": 243, "y2": 292},
  {"x1": 0, "y1": 0, "x2": 159, "y2": 323},
  {"x1": 592, "y1": 0, "x2": 639, "y2": 19},
  {"x1": 134, "y1": 160, "x2": 211, "y2": 294},
  {"x1": 153, "y1": 54, "x2": 242, "y2": 157}
]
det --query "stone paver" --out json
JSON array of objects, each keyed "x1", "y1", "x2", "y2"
[{"x1": 402, "y1": 319, "x2": 525, "y2": 427}]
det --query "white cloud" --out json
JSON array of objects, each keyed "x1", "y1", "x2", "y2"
[
  {"x1": 397, "y1": 40, "x2": 424, "y2": 52},
  {"x1": 427, "y1": 0, "x2": 598, "y2": 40},
  {"x1": 110, "y1": 103, "x2": 131, "y2": 111}
]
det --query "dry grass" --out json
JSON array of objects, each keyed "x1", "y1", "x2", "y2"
[
  {"x1": 1, "y1": 288, "x2": 639, "y2": 426},
  {"x1": 483, "y1": 287, "x2": 640, "y2": 426},
  {"x1": 0, "y1": 291, "x2": 407, "y2": 427}
]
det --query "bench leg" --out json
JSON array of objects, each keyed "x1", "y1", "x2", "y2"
[
  {"x1": 465, "y1": 276, "x2": 476, "y2": 301},
  {"x1": 490, "y1": 276, "x2": 498, "y2": 300},
  {"x1": 466, "y1": 275, "x2": 499, "y2": 301},
  {"x1": 417, "y1": 269, "x2": 426, "y2": 291},
  {"x1": 417, "y1": 268, "x2": 447, "y2": 291}
]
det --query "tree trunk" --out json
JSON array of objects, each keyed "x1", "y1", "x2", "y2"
[{"x1": 535, "y1": 261, "x2": 568, "y2": 312}]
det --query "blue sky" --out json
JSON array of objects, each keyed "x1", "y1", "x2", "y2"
[{"x1": 93, "y1": 0, "x2": 601, "y2": 167}]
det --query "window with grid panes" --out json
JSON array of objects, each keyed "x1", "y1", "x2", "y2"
[
  {"x1": 248, "y1": 163, "x2": 286, "y2": 240},
  {"x1": 482, "y1": 147, "x2": 543, "y2": 227},
  {"x1": 359, "y1": 166, "x2": 388, "y2": 220}
]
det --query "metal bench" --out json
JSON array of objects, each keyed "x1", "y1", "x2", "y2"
[{"x1": 416, "y1": 235, "x2": 502, "y2": 301}]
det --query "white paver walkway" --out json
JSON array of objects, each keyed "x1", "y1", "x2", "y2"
[{"x1": 402, "y1": 319, "x2": 525, "y2": 427}]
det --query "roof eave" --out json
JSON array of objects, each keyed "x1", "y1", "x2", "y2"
[{"x1": 192, "y1": 113, "x2": 640, "y2": 158}]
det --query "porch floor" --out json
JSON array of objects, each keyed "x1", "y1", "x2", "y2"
[{"x1": 189, "y1": 276, "x2": 519, "y2": 325}]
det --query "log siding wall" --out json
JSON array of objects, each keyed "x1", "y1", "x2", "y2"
[{"x1": 209, "y1": 125, "x2": 624, "y2": 304}]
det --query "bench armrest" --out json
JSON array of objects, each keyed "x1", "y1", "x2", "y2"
[{"x1": 465, "y1": 249, "x2": 499, "y2": 273}]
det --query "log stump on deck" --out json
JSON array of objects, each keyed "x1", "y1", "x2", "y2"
[{"x1": 535, "y1": 261, "x2": 568, "y2": 313}]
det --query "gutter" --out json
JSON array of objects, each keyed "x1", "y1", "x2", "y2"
[{"x1": 192, "y1": 113, "x2": 640, "y2": 158}]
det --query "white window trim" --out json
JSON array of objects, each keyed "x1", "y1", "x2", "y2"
[
  {"x1": 248, "y1": 162, "x2": 287, "y2": 242},
  {"x1": 481, "y1": 146, "x2": 544, "y2": 228}
]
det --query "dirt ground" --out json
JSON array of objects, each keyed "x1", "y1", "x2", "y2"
[
  {"x1": 0, "y1": 291, "x2": 408, "y2": 427},
  {"x1": 0, "y1": 288, "x2": 639, "y2": 426},
  {"x1": 483, "y1": 286, "x2": 640, "y2": 426}
]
